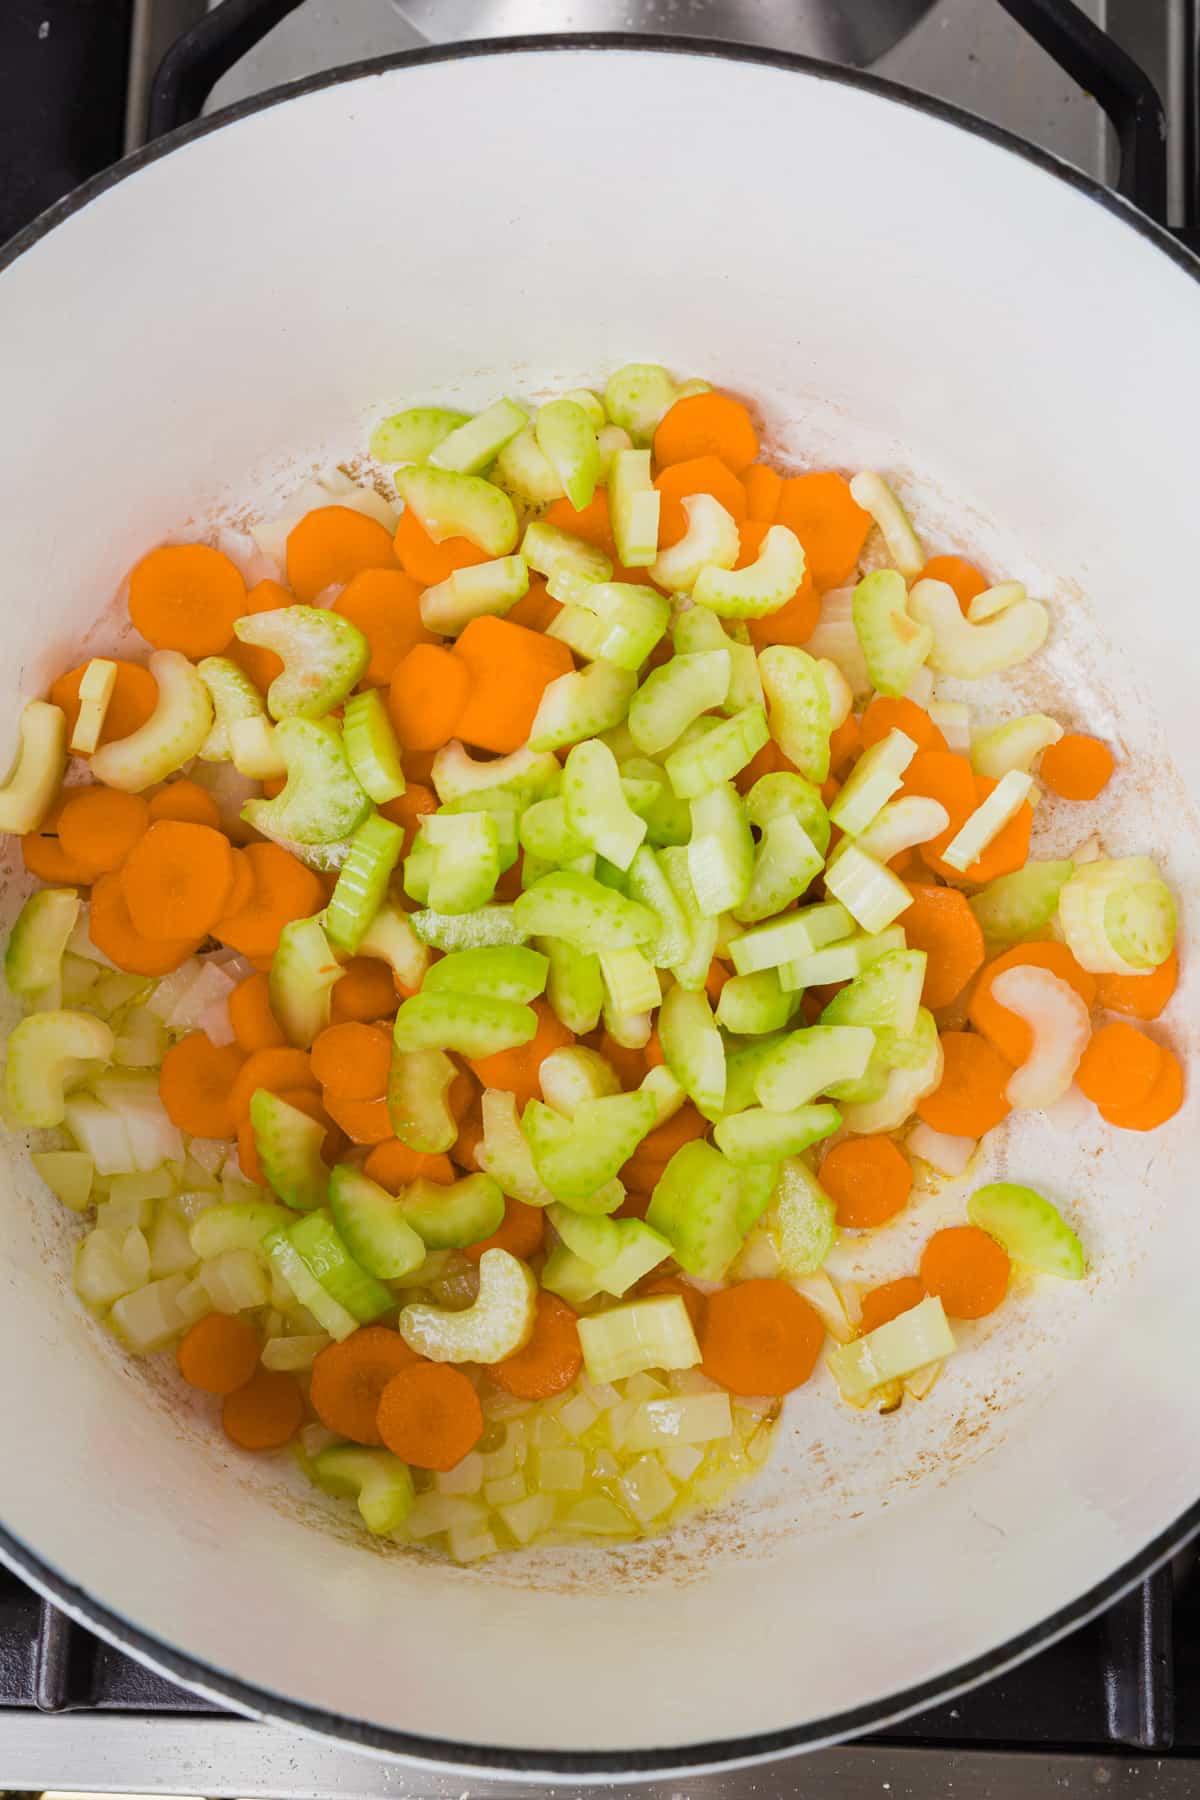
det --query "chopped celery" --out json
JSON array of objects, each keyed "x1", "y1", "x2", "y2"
[
  {"x1": 400, "y1": 1247, "x2": 536, "y2": 1363},
  {"x1": 312, "y1": 1446, "x2": 415, "y2": 1535},
  {"x1": 535, "y1": 398, "x2": 602, "y2": 510},
  {"x1": 990, "y1": 964, "x2": 1090, "y2": 1109},
  {"x1": 728, "y1": 901, "x2": 853, "y2": 976},
  {"x1": 528, "y1": 659, "x2": 637, "y2": 752},
  {"x1": 714, "y1": 1102, "x2": 840, "y2": 1165},
  {"x1": 659, "y1": 984, "x2": 726, "y2": 1120},
  {"x1": 90, "y1": 652, "x2": 212, "y2": 793},
  {"x1": 393, "y1": 991, "x2": 536, "y2": 1057},
  {"x1": 540, "y1": 1046, "x2": 621, "y2": 1116},
  {"x1": 0, "y1": 701, "x2": 66, "y2": 831},
  {"x1": 190, "y1": 1201, "x2": 294, "y2": 1260},
  {"x1": 608, "y1": 449, "x2": 661, "y2": 568},
  {"x1": 523, "y1": 1090, "x2": 657, "y2": 1203},
  {"x1": 356, "y1": 900, "x2": 430, "y2": 991},
  {"x1": 419, "y1": 554, "x2": 529, "y2": 636},
  {"x1": 491, "y1": 424, "x2": 565, "y2": 506},
  {"x1": 197, "y1": 656, "x2": 267, "y2": 761},
  {"x1": 971, "y1": 713, "x2": 1063, "y2": 780},
  {"x1": 829, "y1": 730, "x2": 917, "y2": 836},
  {"x1": 520, "y1": 796, "x2": 590, "y2": 865},
  {"x1": 821, "y1": 949, "x2": 927, "y2": 1037},
  {"x1": 388, "y1": 1046, "x2": 458, "y2": 1153},
  {"x1": 758, "y1": 645, "x2": 832, "y2": 782},
  {"x1": 754, "y1": 1025, "x2": 875, "y2": 1110},
  {"x1": 324, "y1": 813, "x2": 405, "y2": 954},
  {"x1": 423, "y1": 945, "x2": 548, "y2": 1004},
  {"x1": 563, "y1": 739, "x2": 647, "y2": 870},
  {"x1": 394, "y1": 466, "x2": 518, "y2": 556},
  {"x1": 715, "y1": 968, "x2": 794, "y2": 1036},
  {"x1": 764, "y1": 1157, "x2": 838, "y2": 1275},
  {"x1": 855, "y1": 795, "x2": 949, "y2": 865},
  {"x1": 341, "y1": 688, "x2": 406, "y2": 804},
  {"x1": 780, "y1": 924, "x2": 906, "y2": 991},
  {"x1": 414, "y1": 810, "x2": 501, "y2": 914},
  {"x1": 664, "y1": 705, "x2": 769, "y2": 799},
  {"x1": 523, "y1": 521, "x2": 612, "y2": 585},
  {"x1": 410, "y1": 904, "x2": 529, "y2": 949},
  {"x1": 968, "y1": 579, "x2": 1026, "y2": 622},
  {"x1": 578, "y1": 1294, "x2": 700, "y2": 1384},
  {"x1": 263, "y1": 1230, "x2": 358, "y2": 1340},
  {"x1": 604, "y1": 363, "x2": 676, "y2": 445},
  {"x1": 5, "y1": 888, "x2": 80, "y2": 997},
  {"x1": 478, "y1": 1087, "x2": 566, "y2": 1208},
  {"x1": 286, "y1": 1208, "x2": 392, "y2": 1322},
  {"x1": 397, "y1": 1171, "x2": 504, "y2": 1250},
  {"x1": 1058, "y1": 856, "x2": 1176, "y2": 974},
  {"x1": 541, "y1": 1244, "x2": 603, "y2": 1306},
  {"x1": 624, "y1": 847, "x2": 690, "y2": 970},
  {"x1": 431, "y1": 740, "x2": 558, "y2": 806},
  {"x1": 908, "y1": 577, "x2": 1049, "y2": 678},
  {"x1": 31, "y1": 1148, "x2": 95, "y2": 1212},
  {"x1": 745, "y1": 770, "x2": 831, "y2": 858},
  {"x1": 512, "y1": 870, "x2": 656, "y2": 953},
  {"x1": 693, "y1": 524, "x2": 806, "y2": 619},
  {"x1": 942, "y1": 770, "x2": 1033, "y2": 873},
  {"x1": 828, "y1": 1295, "x2": 955, "y2": 1401},
  {"x1": 736, "y1": 813, "x2": 824, "y2": 925},
  {"x1": 852, "y1": 569, "x2": 933, "y2": 697},
  {"x1": 328, "y1": 1165, "x2": 426, "y2": 1278},
  {"x1": 229, "y1": 715, "x2": 286, "y2": 780},
  {"x1": 5, "y1": 1009, "x2": 113, "y2": 1128},
  {"x1": 645, "y1": 1141, "x2": 746, "y2": 1278},
  {"x1": 824, "y1": 842, "x2": 913, "y2": 933},
  {"x1": 554, "y1": 582, "x2": 671, "y2": 671},
  {"x1": 688, "y1": 782, "x2": 755, "y2": 916},
  {"x1": 242, "y1": 716, "x2": 371, "y2": 845},
  {"x1": 621, "y1": 762, "x2": 691, "y2": 846},
  {"x1": 538, "y1": 935, "x2": 605, "y2": 1034},
  {"x1": 598, "y1": 947, "x2": 661, "y2": 1015},
  {"x1": 562, "y1": 387, "x2": 606, "y2": 429},
  {"x1": 838, "y1": 1018, "x2": 942, "y2": 1133},
  {"x1": 269, "y1": 915, "x2": 343, "y2": 1046},
  {"x1": 233, "y1": 606, "x2": 369, "y2": 719},
  {"x1": 547, "y1": 1206, "x2": 670, "y2": 1297},
  {"x1": 601, "y1": 998, "x2": 651, "y2": 1049},
  {"x1": 427, "y1": 398, "x2": 527, "y2": 474},
  {"x1": 725, "y1": 639, "x2": 765, "y2": 716},
  {"x1": 69, "y1": 658, "x2": 118, "y2": 755},
  {"x1": 967, "y1": 1182, "x2": 1084, "y2": 1279},
  {"x1": 847, "y1": 471, "x2": 924, "y2": 576},
  {"x1": 250, "y1": 1090, "x2": 329, "y2": 1210},
  {"x1": 650, "y1": 495, "x2": 740, "y2": 595},
  {"x1": 370, "y1": 405, "x2": 468, "y2": 465},
  {"x1": 628, "y1": 650, "x2": 731, "y2": 755},
  {"x1": 969, "y1": 859, "x2": 1075, "y2": 944},
  {"x1": 907, "y1": 1121, "x2": 976, "y2": 1177}
]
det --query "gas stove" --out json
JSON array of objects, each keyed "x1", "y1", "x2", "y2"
[{"x1": 1, "y1": 2, "x2": 1199, "y2": 1794}]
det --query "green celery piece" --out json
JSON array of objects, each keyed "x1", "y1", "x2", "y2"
[
  {"x1": 477, "y1": 1088, "x2": 564, "y2": 1209},
  {"x1": 826, "y1": 1006, "x2": 937, "y2": 1103},
  {"x1": 664, "y1": 705, "x2": 769, "y2": 800},
  {"x1": 512, "y1": 870, "x2": 656, "y2": 953},
  {"x1": 821, "y1": 948, "x2": 927, "y2": 1037},
  {"x1": 828, "y1": 730, "x2": 917, "y2": 837},
  {"x1": 370, "y1": 405, "x2": 468, "y2": 465},
  {"x1": 604, "y1": 363, "x2": 676, "y2": 445},
  {"x1": 723, "y1": 640, "x2": 765, "y2": 716},
  {"x1": 779, "y1": 924, "x2": 907, "y2": 991},
  {"x1": 735, "y1": 812, "x2": 824, "y2": 925},
  {"x1": 0, "y1": 701, "x2": 67, "y2": 831},
  {"x1": 263, "y1": 1232, "x2": 358, "y2": 1340},
  {"x1": 598, "y1": 947, "x2": 661, "y2": 1015},
  {"x1": 5, "y1": 889, "x2": 80, "y2": 997},
  {"x1": 735, "y1": 1161, "x2": 781, "y2": 1235},
  {"x1": 324, "y1": 813, "x2": 405, "y2": 955},
  {"x1": 745, "y1": 770, "x2": 831, "y2": 858},
  {"x1": 693, "y1": 524, "x2": 807, "y2": 618},
  {"x1": 528, "y1": 659, "x2": 637, "y2": 752},
  {"x1": 233, "y1": 606, "x2": 369, "y2": 720},
  {"x1": 714, "y1": 1103, "x2": 840, "y2": 1165},
  {"x1": 715, "y1": 968, "x2": 794, "y2": 1036},
  {"x1": 422, "y1": 946, "x2": 548, "y2": 1004},
  {"x1": 197, "y1": 656, "x2": 267, "y2": 761},
  {"x1": 852, "y1": 568, "x2": 933, "y2": 697},
  {"x1": 427, "y1": 398, "x2": 527, "y2": 474},
  {"x1": 4, "y1": 1009, "x2": 112, "y2": 1127},
  {"x1": 625, "y1": 846, "x2": 691, "y2": 969},
  {"x1": 967, "y1": 1182, "x2": 1085, "y2": 1279},
  {"x1": 398, "y1": 1246, "x2": 537, "y2": 1364},
  {"x1": 387, "y1": 1046, "x2": 458, "y2": 1153},
  {"x1": 561, "y1": 387, "x2": 605, "y2": 428},
  {"x1": 672, "y1": 605, "x2": 729, "y2": 654},
  {"x1": 311, "y1": 1446, "x2": 414, "y2": 1536},
  {"x1": 1059, "y1": 856, "x2": 1175, "y2": 973},
  {"x1": 242, "y1": 716, "x2": 371, "y2": 845},
  {"x1": 355, "y1": 901, "x2": 430, "y2": 991},
  {"x1": 520, "y1": 796, "x2": 590, "y2": 865},
  {"x1": 688, "y1": 782, "x2": 754, "y2": 917},
  {"x1": 190, "y1": 1201, "x2": 294, "y2": 1260},
  {"x1": 621, "y1": 761, "x2": 691, "y2": 846},
  {"x1": 547, "y1": 1205, "x2": 671, "y2": 1297},
  {"x1": 576, "y1": 1294, "x2": 701, "y2": 1384},
  {"x1": 393, "y1": 991, "x2": 536, "y2": 1057},
  {"x1": 563, "y1": 739, "x2": 647, "y2": 871},
  {"x1": 754, "y1": 1025, "x2": 876, "y2": 1110},
  {"x1": 492, "y1": 424, "x2": 566, "y2": 507},
  {"x1": 89, "y1": 654, "x2": 210, "y2": 795},
  {"x1": 342, "y1": 688, "x2": 406, "y2": 804},
  {"x1": 398, "y1": 1172, "x2": 505, "y2": 1249},
  {"x1": 569, "y1": 582, "x2": 671, "y2": 670},
  {"x1": 328, "y1": 1165, "x2": 426, "y2": 1279},
  {"x1": 628, "y1": 650, "x2": 731, "y2": 756},
  {"x1": 651, "y1": 494, "x2": 741, "y2": 595},
  {"x1": 758, "y1": 645, "x2": 832, "y2": 783},
  {"x1": 658, "y1": 846, "x2": 719, "y2": 990},
  {"x1": 394, "y1": 465, "x2": 518, "y2": 556},
  {"x1": 970, "y1": 713, "x2": 1062, "y2": 780},
  {"x1": 608, "y1": 448, "x2": 661, "y2": 567},
  {"x1": 408, "y1": 811, "x2": 499, "y2": 914},
  {"x1": 646, "y1": 1140, "x2": 745, "y2": 1280},
  {"x1": 286, "y1": 1208, "x2": 392, "y2": 1322},
  {"x1": 269, "y1": 915, "x2": 343, "y2": 1046},
  {"x1": 728, "y1": 901, "x2": 854, "y2": 976},
  {"x1": 420, "y1": 555, "x2": 529, "y2": 636},
  {"x1": 766, "y1": 1158, "x2": 837, "y2": 1276},
  {"x1": 539, "y1": 1046, "x2": 620, "y2": 1116},
  {"x1": 537, "y1": 936, "x2": 605, "y2": 1035},
  {"x1": 431, "y1": 740, "x2": 559, "y2": 806},
  {"x1": 410, "y1": 904, "x2": 528, "y2": 950},
  {"x1": 523, "y1": 520, "x2": 612, "y2": 584},
  {"x1": 969, "y1": 860, "x2": 1075, "y2": 945},
  {"x1": 723, "y1": 1032, "x2": 788, "y2": 1116},
  {"x1": 658, "y1": 984, "x2": 726, "y2": 1120},
  {"x1": 824, "y1": 841, "x2": 914, "y2": 934},
  {"x1": 535, "y1": 398, "x2": 602, "y2": 510},
  {"x1": 250, "y1": 1090, "x2": 329, "y2": 1210},
  {"x1": 522, "y1": 1090, "x2": 657, "y2": 1205},
  {"x1": 541, "y1": 1245, "x2": 603, "y2": 1307},
  {"x1": 438, "y1": 790, "x2": 520, "y2": 872}
]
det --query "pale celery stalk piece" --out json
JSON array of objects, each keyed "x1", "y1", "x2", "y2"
[
  {"x1": 5, "y1": 1009, "x2": 114, "y2": 1127},
  {"x1": 848, "y1": 471, "x2": 924, "y2": 577},
  {"x1": 394, "y1": 990, "x2": 536, "y2": 1057},
  {"x1": 410, "y1": 904, "x2": 529, "y2": 951},
  {"x1": 6, "y1": 889, "x2": 80, "y2": 996},
  {"x1": 693, "y1": 525, "x2": 806, "y2": 619},
  {"x1": 538, "y1": 935, "x2": 605, "y2": 1035},
  {"x1": 825, "y1": 842, "x2": 914, "y2": 934},
  {"x1": 907, "y1": 1120, "x2": 977, "y2": 1177},
  {"x1": 563, "y1": 738, "x2": 648, "y2": 871},
  {"x1": 852, "y1": 569, "x2": 933, "y2": 697},
  {"x1": 928, "y1": 699, "x2": 972, "y2": 754},
  {"x1": 513, "y1": 870, "x2": 656, "y2": 953},
  {"x1": 780, "y1": 924, "x2": 907, "y2": 991},
  {"x1": 1058, "y1": 855, "x2": 1175, "y2": 974},
  {"x1": 908, "y1": 578, "x2": 1050, "y2": 678},
  {"x1": 0, "y1": 700, "x2": 67, "y2": 831},
  {"x1": 736, "y1": 812, "x2": 824, "y2": 925},
  {"x1": 342, "y1": 687, "x2": 405, "y2": 804},
  {"x1": 547, "y1": 1208, "x2": 671, "y2": 1298},
  {"x1": 970, "y1": 713, "x2": 1063, "y2": 780},
  {"x1": 324, "y1": 813, "x2": 405, "y2": 954},
  {"x1": 519, "y1": 796, "x2": 589, "y2": 865},
  {"x1": 229, "y1": 715, "x2": 287, "y2": 780},
  {"x1": 197, "y1": 656, "x2": 267, "y2": 761},
  {"x1": 233, "y1": 606, "x2": 370, "y2": 720},
  {"x1": 578, "y1": 1295, "x2": 701, "y2": 1385},
  {"x1": 819, "y1": 657, "x2": 855, "y2": 728},
  {"x1": 764, "y1": 1157, "x2": 838, "y2": 1276},
  {"x1": 830, "y1": 729, "x2": 917, "y2": 836},
  {"x1": 523, "y1": 521, "x2": 612, "y2": 585},
  {"x1": 758, "y1": 645, "x2": 832, "y2": 783},
  {"x1": 557, "y1": 582, "x2": 671, "y2": 671},
  {"x1": 967, "y1": 1181, "x2": 1085, "y2": 1278},
  {"x1": 70, "y1": 659, "x2": 118, "y2": 755},
  {"x1": 400, "y1": 1247, "x2": 537, "y2": 1363},
  {"x1": 477, "y1": 1087, "x2": 562, "y2": 1208},
  {"x1": 608, "y1": 448, "x2": 661, "y2": 568},
  {"x1": 489, "y1": 424, "x2": 563, "y2": 506},
  {"x1": 967, "y1": 579, "x2": 1027, "y2": 623},
  {"x1": 419, "y1": 554, "x2": 529, "y2": 636},
  {"x1": 657, "y1": 844, "x2": 718, "y2": 989},
  {"x1": 535, "y1": 398, "x2": 602, "y2": 510},
  {"x1": 754, "y1": 1025, "x2": 875, "y2": 1110},
  {"x1": 650, "y1": 495, "x2": 740, "y2": 595},
  {"x1": 264, "y1": 1232, "x2": 358, "y2": 1340},
  {"x1": 728, "y1": 901, "x2": 854, "y2": 977},
  {"x1": 821, "y1": 948, "x2": 927, "y2": 1036},
  {"x1": 416, "y1": 810, "x2": 501, "y2": 913},
  {"x1": 387, "y1": 1045, "x2": 457, "y2": 1153},
  {"x1": 313, "y1": 1446, "x2": 415, "y2": 1535},
  {"x1": 395, "y1": 1171, "x2": 504, "y2": 1252},
  {"x1": 31, "y1": 1148, "x2": 95, "y2": 1212},
  {"x1": 562, "y1": 387, "x2": 606, "y2": 429},
  {"x1": 539, "y1": 1046, "x2": 621, "y2": 1117},
  {"x1": 746, "y1": 769, "x2": 831, "y2": 856},
  {"x1": 598, "y1": 947, "x2": 661, "y2": 1016},
  {"x1": 658, "y1": 984, "x2": 726, "y2": 1120},
  {"x1": 714, "y1": 1102, "x2": 840, "y2": 1165},
  {"x1": 828, "y1": 1296, "x2": 955, "y2": 1400},
  {"x1": 243, "y1": 715, "x2": 371, "y2": 845},
  {"x1": 89, "y1": 654, "x2": 212, "y2": 794},
  {"x1": 664, "y1": 705, "x2": 769, "y2": 800},
  {"x1": 190, "y1": 1201, "x2": 294, "y2": 1260},
  {"x1": 262, "y1": 1332, "x2": 333, "y2": 1373},
  {"x1": 855, "y1": 796, "x2": 949, "y2": 864},
  {"x1": 624, "y1": 846, "x2": 691, "y2": 970},
  {"x1": 839, "y1": 1027, "x2": 943, "y2": 1133},
  {"x1": 250, "y1": 1091, "x2": 329, "y2": 1210},
  {"x1": 807, "y1": 588, "x2": 873, "y2": 697},
  {"x1": 715, "y1": 968, "x2": 794, "y2": 1036},
  {"x1": 942, "y1": 769, "x2": 1034, "y2": 872},
  {"x1": 269, "y1": 915, "x2": 343, "y2": 1046},
  {"x1": 604, "y1": 363, "x2": 676, "y2": 445},
  {"x1": 529, "y1": 659, "x2": 637, "y2": 753},
  {"x1": 423, "y1": 945, "x2": 548, "y2": 1004},
  {"x1": 395, "y1": 465, "x2": 518, "y2": 556},
  {"x1": 523, "y1": 1090, "x2": 657, "y2": 1202},
  {"x1": 427, "y1": 398, "x2": 527, "y2": 475},
  {"x1": 601, "y1": 999, "x2": 652, "y2": 1050},
  {"x1": 623, "y1": 762, "x2": 692, "y2": 848},
  {"x1": 370, "y1": 405, "x2": 468, "y2": 465},
  {"x1": 356, "y1": 900, "x2": 430, "y2": 991},
  {"x1": 432, "y1": 739, "x2": 558, "y2": 806},
  {"x1": 688, "y1": 781, "x2": 755, "y2": 916},
  {"x1": 990, "y1": 965, "x2": 1090, "y2": 1109},
  {"x1": 595, "y1": 423, "x2": 632, "y2": 484},
  {"x1": 725, "y1": 642, "x2": 765, "y2": 718},
  {"x1": 970, "y1": 859, "x2": 1075, "y2": 944}
]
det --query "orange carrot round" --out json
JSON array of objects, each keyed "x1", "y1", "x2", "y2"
[
  {"x1": 333, "y1": 567, "x2": 436, "y2": 686},
  {"x1": 506, "y1": 575, "x2": 562, "y2": 635},
  {"x1": 1095, "y1": 949, "x2": 1177, "y2": 1021},
  {"x1": 230, "y1": 1047, "x2": 317, "y2": 1122},
  {"x1": 819, "y1": 1135, "x2": 912, "y2": 1229},
  {"x1": 214, "y1": 841, "x2": 324, "y2": 961},
  {"x1": 741, "y1": 463, "x2": 783, "y2": 523},
  {"x1": 900, "y1": 750, "x2": 978, "y2": 880},
  {"x1": 311, "y1": 1021, "x2": 392, "y2": 1100},
  {"x1": 178, "y1": 1313, "x2": 261, "y2": 1395},
  {"x1": 1039, "y1": 733, "x2": 1115, "y2": 801},
  {"x1": 969, "y1": 943, "x2": 1096, "y2": 1065},
  {"x1": 364, "y1": 1140, "x2": 455, "y2": 1191},
  {"x1": 543, "y1": 492, "x2": 618, "y2": 558},
  {"x1": 329, "y1": 954, "x2": 403, "y2": 1020},
  {"x1": 322, "y1": 1092, "x2": 395, "y2": 1145},
  {"x1": 285, "y1": 505, "x2": 396, "y2": 604},
  {"x1": 159, "y1": 1032, "x2": 247, "y2": 1139},
  {"x1": 916, "y1": 1032, "x2": 1014, "y2": 1137},
  {"x1": 387, "y1": 643, "x2": 471, "y2": 752},
  {"x1": 379, "y1": 782, "x2": 439, "y2": 857},
  {"x1": 235, "y1": 1084, "x2": 344, "y2": 1183},
  {"x1": 121, "y1": 820, "x2": 236, "y2": 940},
  {"x1": 902, "y1": 882, "x2": 986, "y2": 1009},
  {"x1": 376, "y1": 1362, "x2": 484, "y2": 1471},
  {"x1": 858, "y1": 1275, "x2": 925, "y2": 1337},
  {"x1": 392, "y1": 507, "x2": 490, "y2": 587},
  {"x1": 653, "y1": 391, "x2": 759, "y2": 475},
  {"x1": 775, "y1": 471, "x2": 871, "y2": 591},
  {"x1": 700, "y1": 1279, "x2": 824, "y2": 1395},
  {"x1": 1076, "y1": 1019, "x2": 1163, "y2": 1109},
  {"x1": 1097, "y1": 1047, "x2": 1184, "y2": 1131},
  {"x1": 861, "y1": 696, "x2": 949, "y2": 755},
  {"x1": 653, "y1": 455, "x2": 748, "y2": 547},
  {"x1": 147, "y1": 779, "x2": 222, "y2": 829},
  {"x1": 468, "y1": 997, "x2": 574, "y2": 1109},
  {"x1": 89, "y1": 870, "x2": 201, "y2": 975},
  {"x1": 128, "y1": 543, "x2": 247, "y2": 657},
  {"x1": 310, "y1": 1327, "x2": 422, "y2": 1445},
  {"x1": 56, "y1": 788, "x2": 150, "y2": 874},
  {"x1": 21, "y1": 804, "x2": 103, "y2": 885},
  {"x1": 491, "y1": 1292, "x2": 581, "y2": 1398},
  {"x1": 917, "y1": 555, "x2": 989, "y2": 614},
  {"x1": 826, "y1": 712, "x2": 863, "y2": 777},
  {"x1": 229, "y1": 971, "x2": 287, "y2": 1053},
  {"x1": 49, "y1": 659, "x2": 158, "y2": 751},
  {"x1": 464, "y1": 1195, "x2": 544, "y2": 1264},
  {"x1": 449, "y1": 1101, "x2": 485, "y2": 1173},
  {"x1": 453, "y1": 616, "x2": 574, "y2": 756},
  {"x1": 920, "y1": 1225, "x2": 1010, "y2": 1319},
  {"x1": 222, "y1": 1366, "x2": 303, "y2": 1451}
]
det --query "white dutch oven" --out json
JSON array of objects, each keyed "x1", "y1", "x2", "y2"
[{"x1": 1, "y1": 34, "x2": 1198, "y2": 1779}]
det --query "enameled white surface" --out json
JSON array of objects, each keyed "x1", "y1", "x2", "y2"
[{"x1": 1, "y1": 47, "x2": 1198, "y2": 1767}]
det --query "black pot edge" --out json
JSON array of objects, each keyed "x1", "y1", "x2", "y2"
[{"x1": 2, "y1": 28, "x2": 1199, "y2": 1779}]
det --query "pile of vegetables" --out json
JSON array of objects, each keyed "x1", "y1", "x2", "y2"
[{"x1": 0, "y1": 363, "x2": 1183, "y2": 1561}]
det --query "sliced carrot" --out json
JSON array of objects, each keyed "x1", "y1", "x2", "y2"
[
  {"x1": 1095, "y1": 949, "x2": 1178, "y2": 1021},
  {"x1": 449, "y1": 1101, "x2": 484, "y2": 1173},
  {"x1": 311, "y1": 1021, "x2": 392, "y2": 1100},
  {"x1": 178, "y1": 1313, "x2": 261, "y2": 1395},
  {"x1": 742, "y1": 463, "x2": 783, "y2": 523},
  {"x1": 734, "y1": 736, "x2": 797, "y2": 794},
  {"x1": 700, "y1": 1279, "x2": 824, "y2": 1395},
  {"x1": 627, "y1": 1103, "x2": 709, "y2": 1174},
  {"x1": 453, "y1": 616, "x2": 575, "y2": 756},
  {"x1": 969, "y1": 943, "x2": 1096, "y2": 1065},
  {"x1": 543, "y1": 491, "x2": 618, "y2": 559},
  {"x1": 333, "y1": 567, "x2": 435, "y2": 686},
  {"x1": 653, "y1": 455, "x2": 748, "y2": 548},
  {"x1": 505, "y1": 576, "x2": 562, "y2": 635},
  {"x1": 376, "y1": 1362, "x2": 484, "y2": 1471},
  {"x1": 379, "y1": 781, "x2": 439, "y2": 857},
  {"x1": 148, "y1": 779, "x2": 222, "y2": 829},
  {"x1": 900, "y1": 750, "x2": 982, "y2": 881},
  {"x1": 916, "y1": 1032, "x2": 1014, "y2": 1137},
  {"x1": 902, "y1": 883, "x2": 986, "y2": 1008},
  {"x1": 820, "y1": 775, "x2": 841, "y2": 808},
  {"x1": 228, "y1": 971, "x2": 287, "y2": 1053},
  {"x1": 917, "y1": 555, "x2": 989, "y2": 615},
  {"x1": 827, "y1": 713, "x2": 862, "y2": 777},
  {"x1": 644, "y1": 1028, "x2": 665, "y2": 1069},
  {"x1": 237, "y1": 1092, "x2": 341, "y2": 1185},
  {"x1": 861, "y1": 696, "x2": 949, "y2": 754},
  {"x1": 364, "y1": 1139, "x2": 455, "y2": 1191},
  {"x1": 227, "y1": 578, "x2": 289, "y2": 693},
  {"x1": 56, "y1": 788, "x2": 149, "y2": 874},
  {"x1": 214, "y1": 841, "x2": 324, "y2": 961},
  {"x1": 775, "y1": 471, "x2": 871, "y2": 592},
  {"x1": 858, "y1": 1275, "x2": 925, "y2": 1337},
  {"x1": 20, "y1": 803, "x2": 103, "y2": 884},
  {"x1": 615, "y1": 1188, "x2": 652, "y2": 1220},
  {"x1": 639, "y1": 1273, "x2": 707, "y2": 1337},
  {"x1": 128, "y1": 543, "x2": 247, "y2": 657},
  {"x1": 1039, "y1": 733, "x2": 1115, "y2": 801},
  {"x1": 219, "y1": 847, "x2": 256, "y2": 921},
  {"x1": 599, "y1": 1028, "x2": 653, "y2": 1091},
  {"x1": 653, "y1": 391, "x2": 759, "y2": 475},
  {"x1": 387, "y1": 643, "x2": 470, "y2": 753},
  {"x1": 222, "y1": 1366, "x2": 303, "y2": 1451},
  {"x1": 465, "y1": 1196, "x2": 545, "y2": 1266},
  {"x1": 1076, "y1": 1019, "x2": 1163, "y2": 1109},
  {"x1": 230, "y1": 1047, "x2": 317, "y2": 1123},
  {"x1": 920, "y1": 1224, "x2": 1009, "y2": 1319},
  {"x1": 120, "y1": 820, "x2": 236, "y2": 940},
  {"x1": 88, "y1": 870, "x2": 202, "y2": 976},
  {"x1": 393, "y1": 507, "x2": 490, "y2": 587},
  {"x1": 468, "y1": 997, "x2": 574, "y2": 1110},
  {"x1": 705, "y1": 959, "x2": 732, "y2": 1004},
  {"x1": 819, "y1": 1135, "x2": 912, "y2": 1229},
  {"x1": 310, "y1": 1326, "x2": 422, "y2": 1445},
  {"x1": 449, "y1": 1066, "x2": 479, "y2": 1124},
  {"x1": 330, "y1": 954, "x2": 404, "y2": 1020},
  {"x1": 49, "y1": 658, "x2": 158, "y2": 751},
  {"x1": 491, "y1": 1292, "x2": 581, "y2": 1398},
  {"x1": 285, "y1": 505, "x2": 396, "y2": 604},
  {"x1": 323, "y1": 1092, "x2": 395, "y2": 1145},
  {"x1": 159, "y1": 1032, "x2": 246, "y2": 1139},
  {"x1": 1097, "y1": 1047, "x2": 1184, "y2": 1131}
]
